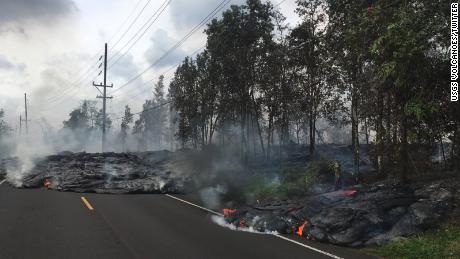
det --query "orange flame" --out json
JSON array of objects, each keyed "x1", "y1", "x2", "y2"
[
  {"x1": 44, "y1": 179, "x2": 51, "y2": 188},
  {"x1": 223, "y1": 208, "x2": 237, "y2": 216},
  {"x1": 296, "y1": 220, "x2": 309, "y2": 236}
]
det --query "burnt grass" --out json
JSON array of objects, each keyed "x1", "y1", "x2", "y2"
[{"x1": 0, "y1": 144, "x2": 459, "y2": 248}]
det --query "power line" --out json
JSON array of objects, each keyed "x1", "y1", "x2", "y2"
[
  {"x1": 274, "y1": 0, "x2": 288, "y2": 7},
  {"x1": 106, "y1": 0, "x2": 144, "y2": 45},
  {"x1": 44, "y1": 0, "x2": 160, "y2": 107},
  {"x1": 108, "y1": 0, "x2": 171, "y2": 69},
  {"x1": 43, "y1": 0, "x2": 149, "y2": 104},
  {"x1": 112, "y1": 101, "x2": 172, "y2": 121},
  {"x1": 31, "y1": 1, "x2": 156, "y2": 116},
  {"x1": 112, "y1": 44, "x2": 206, "y2": 103},
  {"x1": 34, "y1": 57, "x2": 103, "y2": 112},
  {"x1": 39, "y1": 52, "x2": 102, "y2": 105},
  {"x1": 112, "y1": 0, "x2": 232, "y2": 95},
  {"x1": 109, "y1": 0, "x2": 153, "y2": 51}
]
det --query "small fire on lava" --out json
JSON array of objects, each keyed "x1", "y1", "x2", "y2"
[
  {"x1": 296, "y1": 220, "x2": 309, "y2": 236},
  {"x1": 223, "y1": 208, "x2": 236, "y2": 216},
  {"x1": 44, "y1": 179, "x2": 51, "y2": 189}
]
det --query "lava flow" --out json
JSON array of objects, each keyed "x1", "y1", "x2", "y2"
[
  {"x1": 43, "y1": 179, "x2": 51, "y2": 189},
  {"x1": 223, "y1": 208, "x2": 236, "y2": 216},
  {"x1": 343, "y1": 188, "x2": 358, "y2": 196},
  {"x1": 296, "y1": 220, "x2": 308, "y2": 236}
]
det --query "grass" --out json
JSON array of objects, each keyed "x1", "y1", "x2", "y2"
[
  {"x1": 238, "y1": 160, "x2": 337, "y2": 202},
  {"x1": 362, "y1": 224, "x2": 460, "y2": 259},
  {"x1": 244, "y1": 168, "x2": 308, "y2": 201}
]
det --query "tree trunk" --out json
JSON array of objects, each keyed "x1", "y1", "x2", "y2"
[
  {"x1": 364, "y1": 118, "x2": 369, "y2": 145},
  {"x1": 351, "y1": 87, "x2": 360, "y2": 175},
  {"x1": 376, "y1": 89, "x2": 384, "y2": 175},
  {"x1": 267, "y1": 114, "x2": 273, "y2": 159},
  {"x1": 296, "y1": 122, "x2": 301, "y2": 145},
  {"x1": 251, "y1": 93, "x2": 265, "y2": 157},
  {"x1": 309, "y1": 113, "x2": 316, "y2": 155},
  {"x1": 439, "y1": 137, "x2": 446, "y2": 169},
  {"x1": 399, "y1": 111, "x2": 408, "y2": 183}
]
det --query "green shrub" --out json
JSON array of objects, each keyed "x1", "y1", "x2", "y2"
[{"x1": 363, "y1": 225, "x2": 460, "y2": 259}]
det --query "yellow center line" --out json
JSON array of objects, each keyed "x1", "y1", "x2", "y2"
[{"x1": 81, "y1": 196, "x2": 94, "y2": 211}]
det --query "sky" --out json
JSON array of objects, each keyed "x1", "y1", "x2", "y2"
[{"x1": 0, "y1": 0, "x2": 300, "y2": 132}]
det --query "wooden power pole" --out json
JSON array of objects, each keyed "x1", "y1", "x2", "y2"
[{"x1": 93, "y1": 43, "x2": 113, "y2": 152}]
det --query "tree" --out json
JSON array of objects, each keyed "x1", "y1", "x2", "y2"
[
  {"x1": 95, "y1": 109, "x2": 112, "y2": 131},
  {"x1": 63, "y1": 101, "x2": 90, "y2": 130},
  {"x1": 132, "y1": 76, "x2": 169, "y2": 150},
  {"x1": 205, "y1": 0, "x2": 276, "y2": 157},
  {"x1": 152, "y1": 75, "x2": 167, "y2": 147},
  {"x1": 120, "y1": 105, "x2": 133, "y2": 151},
  {"x1": 132, "y1": 115, "x2": 145, "y2": 151},
  {"x1": 289, "y1": 0, "x2": 331, "y2": 155},
  {"x1": 325, "y1": 0, "x2": 376, "y2": 175},
  {"x1": 169, "y1": 57, "x2": 199, "y2": 148},
  {"x1": 366, "y1": 0, "x2": 452, "y2": 180},
  {"x1": 132, "y1": 0, "x2": 454, "y2": 181}
]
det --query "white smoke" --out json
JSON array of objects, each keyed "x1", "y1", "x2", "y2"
[
  {"x1": 211, "y1": 215, "x2": 278, "y2": 235},
  {"x1": 5, "y1": 132, "x2": 54, "y2": 187},
  {"x1": 199, "y1": 185, "x2": 227, "y2": 209}
]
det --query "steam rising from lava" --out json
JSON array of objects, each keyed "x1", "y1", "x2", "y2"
[
  {"x1": 199, "y1": 185, "x2": 227, "y2": 209},
  {"x1": 4, "y1": 133, "x2": 54, "y2": 187},
  {"x1": 211, "y1": 215, "x2": 278, "y2": 235}
]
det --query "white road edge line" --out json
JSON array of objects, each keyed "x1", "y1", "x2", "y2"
[
  {"x1": 0, "y1": 179, "x2": 6, "y2": 185},
  {"x1": 273, "y1": 234, "x2": 344, "y2": 259},
  {"x1": 164, "y1": 194, "x2": 343, "y2": 259},
  {"x1": 165, "y1": 194, "x2": 224, "y2": 216}
]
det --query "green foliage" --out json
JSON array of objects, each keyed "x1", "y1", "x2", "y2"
[
  {"x1": 244, "y1": 160, "x2": 338, "y2": 200},
  {"x1": 242, "y1": 168, "x2": 307, "y2": 201},
  {"x1": 306, "y1": 159, "x2": 337, "y2": 183},
  {"x1": 363, "y1": 225, "x2": 460, "y2": 259},
  {"x1": 252, "y1": 180, "x2": 283, "y2": 200},
  {"x1": 63, "y1": 100, "x2": 112, "y2": 131},
  {"x1": 145, "y1": 0, "x2": 456, "y2": 175}
]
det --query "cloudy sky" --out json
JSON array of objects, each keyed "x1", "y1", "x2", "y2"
[{"x1": 0, "y1": 0, "x2": 300, "y2": 131}]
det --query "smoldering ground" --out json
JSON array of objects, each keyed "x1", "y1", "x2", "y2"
[{"x1": 0, "y1": 121, "x2": 371, "y2": 201}]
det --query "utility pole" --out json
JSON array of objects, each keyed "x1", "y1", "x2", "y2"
[
  {"x1": 24, "y1": 93, "x2": 28, "y2": 135},
  {"x1": 19, "y1": 115, "x2": 22, "y2": 135},
  {"x1": 93, "y1": 43, "x2": 113, "y2": 152}
]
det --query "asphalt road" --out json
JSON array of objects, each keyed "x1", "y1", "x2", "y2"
[{"x1": 0, "y1": 181, "x2": 376, "y2": 259}]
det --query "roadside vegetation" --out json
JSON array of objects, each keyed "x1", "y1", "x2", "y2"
[{"x1": 363, "y1": 224, "x2": 460, "y2": 259}]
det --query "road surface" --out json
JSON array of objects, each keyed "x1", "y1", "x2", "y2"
[{"x1": 0, "y1": 180, "x2": 375, "y2": 259}]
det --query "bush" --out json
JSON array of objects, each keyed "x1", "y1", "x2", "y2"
[
  {"x1": 248, "y1": 160, "x2": 339, "y2": 200},
  {"x1": 304, "y1": 160, "x2": 337, "y2": 189}
]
